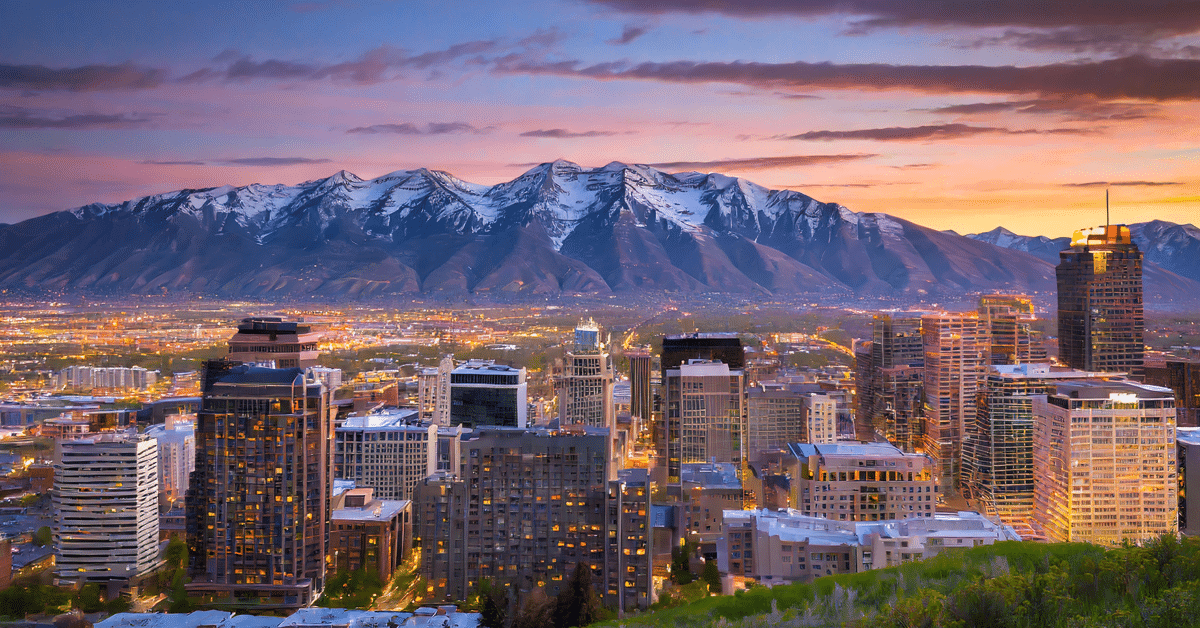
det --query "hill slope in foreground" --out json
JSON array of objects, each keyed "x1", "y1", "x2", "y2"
[{"x1": 598, "y1": 537, "x2": 1200, "y2": 628}]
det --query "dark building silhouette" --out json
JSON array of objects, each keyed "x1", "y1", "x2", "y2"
[
  {"x1": 185, "y1": 359, "x2": 332, "y2": 610},
  {"x1": 1056, "y1": 225, "x2": 1144, "y2": 378},
  {"x1": 1146, "y1": 359, "x2": 1200, "y2": 428},
  {"x1": 627, "y1": 352, "x2": 656, "y2": 425},
  {"x1": 661, "y1": 333, "x2": 744, "y2": 374}
]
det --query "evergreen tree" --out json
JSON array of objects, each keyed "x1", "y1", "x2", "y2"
[
  {"x1": 701, "y1": 560, "x2": 721, "y2": 594},
  {"x1": 554, "y1": 562, "x2": 600, "y2": 628}
]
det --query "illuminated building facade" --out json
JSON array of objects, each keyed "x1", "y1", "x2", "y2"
[
  {"x1": 333, "y1": 410, "x2": 436, "y2": 501},
  {"x1": 787, "y1": 442, "x2": 936, "y2": 522},
  {"x1": 978, "y1": 294, "x2": 1046, "y2": 366},
  {"x1": 969, "y1": 364, "x2": 1104, "y2": 523},
  {"x1": 857, "y1": 315, "x2": 924, "y2": 443},
  {"x1": 1056, "y1": 225, "x2": 1144, "y2": 378},
  {"x1": 418, "y1": 356, "x2": 454, "y2": 425},
  {"x1": 227, "y1": 317, "x2": 321, "y2": 369},
  {"x1": 146, "y1": 415, "x2": 195, "y2": 505},
  {"x1": 921, "y1": 313, "x2": 987, "y2": 494},
  {"x1": 414, "y1": 427, "x2": 630, "y2": 605},
  {"x1": 186, "y1": 360, "x2": 333, "y2": 610},
  {"x1": 1033, "y1": 380, "x2": 1177, "y2": 545},
  {"x1": 663, "y1": 360, "x2": 745, "y2": 484},
  {"x1": 449, "y1": 361, "x2": 527, "y2": 428},
  {"x1": 557, "y1": 319, "x2": 615, "y2": 428}
]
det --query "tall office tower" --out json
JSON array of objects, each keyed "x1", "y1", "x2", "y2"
[
  {"x1": 978, "y1": 294, "x2": 1045, "y2": 366},
  {"x1": 186, "y1": 359, "x2": 333, "y2": 610},
  {"x1": 853, "y1": 342, "x2": 875, "y2": 439},
  {"x1": 608, "y1": 468, "x2": 655, "y2": 612},
  {"x1": 558, "y1": 319, "x2": 615, "y2": 428},
  {"x1": 145, "y1": 415, "x2": 196, "y2": 505},
  {"x1": 970, "y1": 364, "x2": 1102, "y2": 523},
  {"x1": 333, "y1": 411, "x2": 436, "y2": 501},
  {"x1": 448, "y1": 360, "x2": 527, "y2": 428},
  {"x1": 1033, "y1": 380, "x2": 1177, "y2": 545},
  {"x1": 663, "y1": 360, "x2": 745, "y2": 484},
  {"x1": 1057, "y1": 225, "x2": 1145, "y2": 378},
  {"x1": 226, "y1": 317, "x2": 322, "y2": 369},
  {"x1": 877, "y1": 366, "x2": 923, "y2": 452},
  {"x1": 628, "y1": 352, "x2": 656, "y2": 424},
  {"x1": 786, "y1": 442, "x2": 936, "y2": 521},
  {"x1": 921, "y1": 313, "x2": 988, "y2": 494},
  {"x1": 858, "y1": 316, "x2": 925, "y2": 441},
  {"x1": 1145, "y1": 359, "x2": 1200, "y2": 428},
  {"x1": 53, "y1": 434, "x2": 161, "y2": 584},
  {"x1": 418, "y1": 356, "x2": 454, "y2": 425},
  {"x1": 415, "y1": 427, "x2": 626, "y2": 605},
  {"x1": 747, "y1": 383, "x2": 810, "y2": 457}
]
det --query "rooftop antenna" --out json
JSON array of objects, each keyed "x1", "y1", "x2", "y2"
[{"x1": 1106, "y1": 188, "x2": 1110, "y2": 227}]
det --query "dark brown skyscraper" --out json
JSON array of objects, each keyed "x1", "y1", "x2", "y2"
[
  {"x1": 628, "y1": 351, "x2": 656, "y2": 424},
  {"x1": 1056, "y1": 225, "x2": 1144, "y2": 378},
  {"x1": 185, "y1": 359, "x2": 332, "y2": 610}
]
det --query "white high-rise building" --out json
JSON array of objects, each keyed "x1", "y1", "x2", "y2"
[
  {"x1": 418, "y1": 356, "x2": 454, "y2": 425},
  {"x1": 664, "y1": 360, "x2": 746, "y2": 482},
  {"x1": 1033, "y1": 380, "x2": 1177, "y2": 545},
  {"x1": 53, "y1": 434, "x2": 161, "y2": 583},
  {"x1": 334, "y1": 409, "x2": 437, "y2": 501},
  {"x1": 803, "y1": 394, "x2": 838, "y2": 445},
  {"x1": 145, "y1": 415, "x2": 196, "y2": 504},
  {"x1": 557, "y1": 319, "x2": 615, "y2": 429}
]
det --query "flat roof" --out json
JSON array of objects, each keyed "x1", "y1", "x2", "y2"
[
  {"x1": 1053, "y1": 379, "x2": 1174, "y2": 399},
  {"x1": 339, "y1": 410, "x2": 423, "y2": 430},
  {"x1": 333, "y1": 499, "x2": 410, "y2": 522}
]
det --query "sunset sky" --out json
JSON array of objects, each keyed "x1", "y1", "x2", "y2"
[{"x1": 3, "y1": 0, "x2": 1199, "y2": 236}]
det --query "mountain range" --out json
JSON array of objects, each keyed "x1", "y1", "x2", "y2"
[{"x1": 1, "y1": 160, "x2": 1197, "y2": 307}]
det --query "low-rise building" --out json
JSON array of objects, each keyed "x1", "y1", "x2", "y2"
[
  {"x1": 331, "y1": 488, "x2": 412, "y2": 584},
  {"x1": 719, "y1": 509, "x2": 1019, "y2": 585}
]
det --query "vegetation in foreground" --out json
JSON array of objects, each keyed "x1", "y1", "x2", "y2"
[{"x1": 599, "y1": 536, "x2": 1200, "y2": 628}]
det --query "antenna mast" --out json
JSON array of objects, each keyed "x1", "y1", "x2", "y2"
[{"x1": 1106, "y1": 188, "x2": 1110, "y2": 227}]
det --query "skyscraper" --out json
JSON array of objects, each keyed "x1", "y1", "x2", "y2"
[
  {"x1": 1056, "y1": 225, "x2": 1145, "y2": 378},
  {"x1": 334, "y1": 410, "x2": 436, "y2": 501},
  {"x1": 186, "y1": 360, "x2": 333, "y2": 610},
  {"x1": 418, "y1": 356, "x2": 454, "y2": 425},
  {"x1": 1033, "y1": 380, "x2": 1176, "y2": 545},
  {"x1": 145, "y1": 415, "x2": 195, "y2": 506},
  {"x1": 978, "y1": 294, "x2": 1046, "y2": 366},
  {"x1": 663, "y1": 360, "x2": 745, "y2": 484},
  {"x1": 627, "y1": 351, "x2": 656, "y2": 425},
  {"x1": 557, "y1": 319, "x2": 615, "y2": 428},
  {"x1": 857, "y1": 315, "x2": 924, "y2": 442},
  {"x1": 54, "y1": 434, "x2": 161, "y2": 584},
  {"x1": 226, "y1": 317, "x2": 322, "y2": 369},
  {"x1": 921, "y1": 313, "x2": 987, "y2": 494}
]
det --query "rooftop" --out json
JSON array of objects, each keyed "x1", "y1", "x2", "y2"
[
  {"x1": 333, "y1": 498, "x2": 410, "y2": 522},
  {"x1": 339, "y1": 409, "x2": 423, "y2": 430},
  {"x1": 788, "y1": 441, "x2": 919, "y2": 460},
  {"x1": 1053, "y1": 379, "x2": 1174, "y2": 400}
]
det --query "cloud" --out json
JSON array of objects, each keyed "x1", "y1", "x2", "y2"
[
  {"x1": 220, "y1": 157, "x2": 333, "y2": 166},
  {"x1": 186, "y1": 41, "x2": 497, "y2": 85},
  {"x1": 890, "y1": 163, "x2": 938, "y2": 170},
  {"x1": 929, "y1": 98, "x2": 1160, "y2": 121},
  {"x1": 788, "y1": 182, "x2": 914, "y2": 188},
  {"x1": 493, "y1": 55, "x2": 1200, "y2": 101},
  {"x1": 520, "y1": 129, "x2": 622, "y2": 138},
  {"x1": 0, "y1": 108, "x2": 154, "y2": 129},
  {"x1": 777, "y1": 123, "x2": 1093, "y2": 141},
  {"x1": 1062, "y1": 180, "x2": 1183, "y2": 187},
  {"x1": 647, "y1": 153, "x2": 876, "y2": 171},
  {"x1": 139, "y1": 160, "x2": 207, "y2": 166},
  {"x1": 608, "y1": 25, "x2": 650, "y2": 45},
  {"x1": 0, "y1": 62, "x2": 166, "y2": 91},
  {"x1": 346, "y1": 122, "x2": 493, "y2": 135}
]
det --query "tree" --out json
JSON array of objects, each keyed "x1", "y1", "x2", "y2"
[
  {"x1": 671, "y1": 540, "x2": 695, "y2": 585},
  {"x1": 554, "y1": 563, "x2": 601, "y2": 628},
  {"x1": 701, "y1": 560, "x2": 721, "y2": 594},
  {"x1": 470, "y1": 579, "x2": 509, "y2": 628},
  {"x1": 512, "y1": 589, "x2": 553, "y2": 628},
  {"x1": 32, "y1": 526, "x2": 51, "y2": 547}
]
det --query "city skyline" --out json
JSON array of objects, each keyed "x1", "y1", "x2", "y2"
[{"x1": 3, "y1": 1, "x2": 1199, "y2": 236}]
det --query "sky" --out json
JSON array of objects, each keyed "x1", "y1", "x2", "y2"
[{"x1": 2, "y1": 0, "x2": 1199, "y2": 236}]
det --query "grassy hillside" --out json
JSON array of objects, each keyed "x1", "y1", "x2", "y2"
[{"x1": 601, "y1": 537, "x2": 1200, "y2": 628}]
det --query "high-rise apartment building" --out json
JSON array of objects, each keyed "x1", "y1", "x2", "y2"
[
  {"x1": 415, "y1": 427, "x2": 637, "y2": 605},
  {"x1": 146, "y1": 415, "x2": 195, "y2": 505},
  {"x1": 876, "y1": 366, "x2": 923, "y2": 452},
  {"x1": 227, "y1": 317, "x2": 321, "y2": 369},
  {"x1": 921, "y1": 313, "x2": 987, "y2": 494},
  {"x1": 186, "y1": 360, "x2": 332, "y2": 609},
  {"x1": 448, "y1": 361, "x2": 527, "y2": 428},
  {"x1": 558, "y1": 319, "x2": 615, "y2": 428},
  {"x1": 1033, "y1": 380, "x2": 1177, "y2": 545},
  {"x1": 786, "y1": 442, "x2": 936, "y2": 522},
  {"x1": 54, "y1": 434, "x2": 161, "y2": 584},
  {"x1": 1057, "y1": 225, "x2": 1145, "y2": 378},
  {"x1": 663, "y1": 360, "x2": 745, "y2": 484},
  {"x1": 857, "y1": 316, "x2": 925, "y2": 442},
  {"x1": 418, "y1": 356, "x2": 454, "y2": 425},
  {"x1": 969, "y1": 364, "x2": 1104, "y2": 523},
  {"x1": 1146, "y1": 359, "x2": 1200, "y2": 428},
  {"x1": 746, "y1": 383, "x2": 813, "y2": 457},
  {"x1": 333, "y1": 410, "x2": 436, "y2": 502}
]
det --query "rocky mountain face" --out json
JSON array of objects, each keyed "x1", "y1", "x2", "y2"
[{"x1": 0, "y1": 161, "x2": 1193, "y2": 305}]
